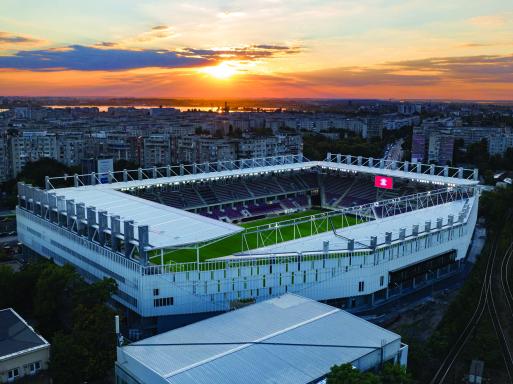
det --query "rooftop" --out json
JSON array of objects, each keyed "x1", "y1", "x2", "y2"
[
  {"x1": 46, "y1": 155, "x2": 477, "y2": 250},
  {"x1": 53, "y1": 187, "x2": 242, "y2": 249},
  {"x1": 117, "y1": 294, "x2": 402, "y2": 384},
  {"x1": 0, "y1": 308, "x2": 50, "y2": 360}
]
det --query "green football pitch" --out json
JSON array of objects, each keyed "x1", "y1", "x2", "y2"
[{"x1": 150, "y1": 208, "x2": 362, "y2": 264}]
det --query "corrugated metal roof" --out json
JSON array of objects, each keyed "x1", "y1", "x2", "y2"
[
  {"x1": 118, "y1": 294, "x2": 401, "y2": 384},
  {"x1": 54, "y1": 187, "x2": 242, "y2": 249}
]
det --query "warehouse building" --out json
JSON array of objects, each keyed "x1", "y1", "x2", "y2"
[{"x1": 116, "y1": 294, "x2": 407, "y2": 384}]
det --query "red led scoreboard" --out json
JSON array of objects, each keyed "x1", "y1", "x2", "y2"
[{"x1": 374, "y1": 175, "x2": 393, "y2": 189}]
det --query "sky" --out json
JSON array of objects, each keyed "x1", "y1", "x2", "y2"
[{"x1": 1, "y1": 0, "x2": 513, "y2": 100}]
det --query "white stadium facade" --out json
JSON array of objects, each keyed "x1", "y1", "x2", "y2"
[{"x1": 16, "y1": 154, "x2": 479, "y2": 333}]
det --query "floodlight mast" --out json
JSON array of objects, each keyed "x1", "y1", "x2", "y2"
[{"x1": 115, "y1": 315, "x2": 122, "y2": 347}]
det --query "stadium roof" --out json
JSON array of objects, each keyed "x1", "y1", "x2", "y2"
[
  {"x1": 117, "y1": 294, "x2": 402, "y2": 384},
  {"x1": 318, "y1": 161, "x2": 478, "y2": 186},
  {"x1": 50, "y1": 158, "x2": 476, "y2": 250},
  {"x1": 54, "y1": 186, "x2": 242, "y2": 249},
  {"x1": 62, "y1": 160, "x2": 477, "y2": 192},
  {"x1": 0, "y1": 308, "x2": 50, "y2": 361},
  {"x1": 227, "y1": 197, "x2": 474, "y2": 257}
]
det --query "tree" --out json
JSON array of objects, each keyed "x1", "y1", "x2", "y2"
[
  {"x1": 9, "y1": 261, "x2": 47, "y2": 317},
  {"x1": 70, "y1": 303, "x2": 117, "y2": 382},
  {"x1": 0, "y1": 248, "x2": 11, "y2": 262},
  {"x1": 73, "y1": 277, "x2": 117, "y2": 308},
  {"x1": 49, "y1": 332, "x2": 88, "y2": 384},
  {"x1": 33, "y1": 264, "x2": 82, "y2": 336},
  {"x1": 327, "y1": 364, "x2": 381, "y2": 384},
  {"x1": 466, "y1": 139, "x2": 489, "y2": 170},
  {"x1": 380, "y1": 363, "x2": 412, "y2": 384},
  {"x1": 114, "y1": 159, "x2": 139, "y2": 171},
  {"x1": 16, "y1": 158, "x2": 78, "y2": 189},
  {"x1": 0, "y1": 259, "x2": 118, "y2": 383},
  {"x1": 0, "y1": 265, "x2": 15, "y2": 309},
  {"x1": 50, "y1": 279, "x2": 116, "y2": 384}
]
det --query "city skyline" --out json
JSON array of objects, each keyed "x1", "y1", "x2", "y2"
[{"x1": 1, "y1": 0, "x2": 513, "y2": 99}]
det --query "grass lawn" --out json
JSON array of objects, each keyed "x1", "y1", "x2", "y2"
[{"x1": 151, "y1": 208, "x2": 363, "y2": 264}]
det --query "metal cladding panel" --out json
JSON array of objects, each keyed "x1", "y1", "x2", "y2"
[
  {"x1": 119, "y1": 294, "x2": 401, "y2": 384},
  {"x1": 166, "y1": 345, "x2": 381, "y2": 384}
]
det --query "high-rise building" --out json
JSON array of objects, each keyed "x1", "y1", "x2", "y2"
[
  {"x1": 10, "y1": 132, "x2": 58, "y2": 176},
  {"x1": 428, "y1": 132, "x2": 454, "y2": 165},
  {"x1": 57, "y1": 133, "x2": 85, "y2": 167},
  {"x1": 398, "y1": 103, "x2": 422, "y2": 115},
  {"x1": 143, "y1": 134, "x2": 172, "y2": 167},
  {"x1": 363, "y1": 117, "x2": 384, "y2": 139},
  {"x1": 488, "y1": 130, "x2": 513, "y2": 156},
  {"x1": 0, "y1": 134, "x2": 10, "y2": 182},
  {"x1": 411, "y1": 121, "x2": 511, "y2": 164}
]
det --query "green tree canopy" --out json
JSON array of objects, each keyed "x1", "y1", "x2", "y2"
[
  {"x1": 327, "y1": 364, "x2": 381, "y2": 384},
  {"x1": 380, "y1": 363, "x2": 412, "y2": 384},
  {"x1": 16, "y1": 157, "x2": 78, "y2": 188},
  {"x1": 0, "y1": 260, "x2": 118, "y2": 384}
]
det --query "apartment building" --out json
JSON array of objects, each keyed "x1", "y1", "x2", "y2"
[
  {"x1": 488, "y1": 129, "x2": 513, "y2": 156},
  {"x1": 143, "y1": 134, "x2": 172, "y2": 167},
  {"x1": 10, "y1": 132, "x2": 58, "y2": 176},
  {"x1": 175, "y1": 136, "x2": 237, "y2": 164},
  {"x1": 57, "y1": 132, "x2": 85, "y2": 167},
  {"x1": 428, "y1": 132, "x2": 455, "y2": 165},
  {"x1": 413, "y1": 122, "x2": 513, "y2": 164},
  {"x1": 0, "y1": 135, "x2": 10, "y2": 182}
]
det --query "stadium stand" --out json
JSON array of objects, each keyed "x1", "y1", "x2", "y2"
[
  {"x1": 324, "y1": 176, "x2": 354, "y2": 206},
  {"x1": 131, "y1": 171, "x2": 438, "y2": 221},
  {"x1": 339, "y1": 178, "x2": 376, "y2": 206},
  {"x1": 196, "y1": 185, "x2": 219, "y2": 205}
]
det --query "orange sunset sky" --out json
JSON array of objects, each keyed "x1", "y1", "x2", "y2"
[{"x1": 1, "y1": 0, "x2": 513, "y2": 100}]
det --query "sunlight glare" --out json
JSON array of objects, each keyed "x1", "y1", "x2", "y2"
[{"x1": 200, "y1": 61, "x2": 239, "y2": 80}]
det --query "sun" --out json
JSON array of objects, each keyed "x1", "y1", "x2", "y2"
[{"x1": 200, "y1": 61, "x2": 239, "y2": 80}]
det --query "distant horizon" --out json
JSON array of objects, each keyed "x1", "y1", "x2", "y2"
[
  {"x1": 1, "y1": 0, "x2": 513, "y2": 100},
  {"x1": 0, "y1": 95, "x2": 513, "y2": 108},
  {"x1": 3, "y1": 96, "x2": 513, "y2": 105}
]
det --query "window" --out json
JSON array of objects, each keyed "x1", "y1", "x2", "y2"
[
  {"x1": 153, "y1": 288, "x2": 159, "y2": 296},
  {"x1": 153, "y1": 297, "x2": 174, "y2": 307},
  {"x1": 7, "y1": 368, "x2": 19, "y2": 381},
  {"x1": 380, "y1": 276, "x2": 384, "y2": 286},
  {"x1": 29, "y1": 361, "x2": 41, "y2": 374},
  {"x1": 358, "y1": 281, "x2": 365, "y2": 292}
]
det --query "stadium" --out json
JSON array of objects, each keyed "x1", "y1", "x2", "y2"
[{"x1": 16, "y1": 153, "x2": 479, "y2": 333}]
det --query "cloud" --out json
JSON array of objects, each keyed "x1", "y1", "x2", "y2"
[
  {"x1": 0, "y1": 45, "x2": 211, "y2": 71},
  {"x1": 0, "y1": 31, "x2": 43, "y2": 45},
  {"x1": 389, "y1": 54, "x2": 513, "y2": 83},
  {"x1": 181, "y1": 44, "x2": 302, "y2": 60},
  {"x1": 458, "y1": 43, "x2": 492, "y2": 48},
  {"x1": 280, "y1": 53, "x2": 513, "y2": 90},
  {"x1": 96, "y1": 41, "x2": 117, "y2": 47},
  {"x1": 467, "y1": 15, "x2": 507, "y2": 28},
  {"x1": 133, "y1": 26, "x2": 176, "y2": 42}
]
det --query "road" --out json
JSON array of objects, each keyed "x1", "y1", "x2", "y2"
[{"x1": 383, "y1": 139, "x2": 404, "y2": 162}]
